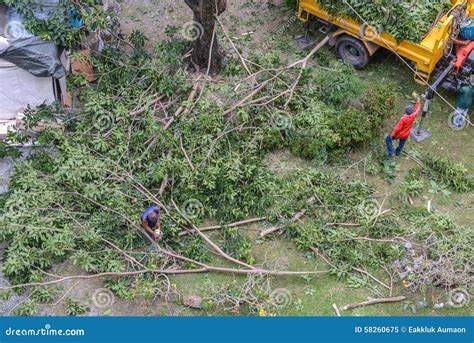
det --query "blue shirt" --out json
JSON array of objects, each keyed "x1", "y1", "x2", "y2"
[{"x1": 142, "y1": 205, "x2": 159, "y2": 228}]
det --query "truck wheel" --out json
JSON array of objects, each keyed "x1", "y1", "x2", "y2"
[
  {"x1": 336, "y1": 36, "x2": 370, "y2": 69},
  {"x1": 448, "y1": 110, "x2": 469, "y2": 130}
]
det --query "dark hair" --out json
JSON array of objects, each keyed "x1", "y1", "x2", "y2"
[
  {"x1": 148, "y1": 212, "x2": 158, "y2": 220},
  {"x1": 405, "y1": 105, "x2": 414, "y2": 115}
]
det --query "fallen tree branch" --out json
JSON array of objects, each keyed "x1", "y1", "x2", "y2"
[
  {"x1": 179, "y1": 217, "x2": 266, "y2": 237},
  {"x1": 311, "y1": 247, "x2": 391, "y2": 290},
  {"x1": 260, "y1": 197, "x2": 316, "y2": 237},
  {"x1": 215, "y1": 15, "x2": 251, "y2": 75},
  {"x1": 44, "y1": 163, "x2": 331, "y2": 283},
  {"x1": 327, "y1": 223, "x2": 361, "y2": 227},
  {"x1": 353, "y1": 267, "x2": 391, "y2": 290},
  {"x1": 164, "y1": 81, "x2": 200, "y2": 129},
  {"x1": 401, "y1": 151, "x2": 425, "y2": 167},
  {"x1": 332, "y1": 303, "x2": 341, "y2": 316},
  {"x1": 83, "y1": 190, "x2": 329, "y2": 277},
  {"x1": 130, "y1": 95, "x2": 164, "y2": 117},
  {"x1": 343, "y1": 296, "x2": 407, "y2": 311},
  {"x1": 0, "y1": 269, "x2": 208, "y2": 290},
  {"x1": 284, "y1": 36, "x2": 330, "y2": 107},
  {"x1": 180, "y1": 136, "x2": 195, "y2": 171},
  {"x1": 224, "y1": 35, "x2": 330, "y2": 115},
  {"x1": 171, "y1": 199, "x2": 256, "y2": 270},
  {"x1": 159, "y1": 174, "x2": 168, "y2": 196}
]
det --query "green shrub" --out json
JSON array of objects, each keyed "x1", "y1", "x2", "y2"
[
  {"x1": 422, "y1": 153, "x2": 472, "y2": 192},
  {"x1": 289, "y1": 64, "x2": 395, "y2": 160}
]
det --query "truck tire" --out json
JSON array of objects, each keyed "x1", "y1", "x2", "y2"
[{"x1": 336, "y1": 35, "x2": 370, "y2": 69}]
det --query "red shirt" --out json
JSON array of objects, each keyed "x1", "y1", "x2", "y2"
[{"x1": 392, "y1": 99, "x2": 421, "y2": 140}]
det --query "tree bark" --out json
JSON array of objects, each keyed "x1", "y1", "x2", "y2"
[
  {"x1": 184, "y1": 0, "x2": 226, "y2": 74},
  {"x1": 343, "y1": 296, "x2": 407, "y2": 311}
]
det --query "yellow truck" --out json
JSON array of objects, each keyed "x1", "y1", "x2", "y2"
[{"x1": 297, "y1": 0, "x2": 474, "y2": 86}]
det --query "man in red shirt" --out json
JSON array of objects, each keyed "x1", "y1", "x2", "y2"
[{"x1": 386, "y1": 92, "x2": 421, "y2": 158}]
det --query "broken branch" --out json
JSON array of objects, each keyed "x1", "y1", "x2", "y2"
[{"x1": 343, "y1": 296, "x2": 407, "y2": 311}]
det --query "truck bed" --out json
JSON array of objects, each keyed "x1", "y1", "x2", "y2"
[{"x1": 298, "y1": 0, "x2": 474, "y2": 81}]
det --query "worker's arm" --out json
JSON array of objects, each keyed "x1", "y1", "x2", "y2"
[
  {"x1": 142, "y1": 219, "x2": 157, "y2": 238},
  {"x1": 412, "y1": 98, "x2": 421, "y2": 118},
  {"x1": 156, "y1": 210, "x2": 161, "y2": 232},
  {"x1": 153, "y1": 211, "x2": 162, "y2": 241}
]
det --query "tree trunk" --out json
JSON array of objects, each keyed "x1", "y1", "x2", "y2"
[{"x1": 184, "y1": 0, "x2": 226, "y2": 74}]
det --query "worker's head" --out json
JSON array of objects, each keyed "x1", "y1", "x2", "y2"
[
  {"x1": 405, "y1": 105, "x2": 414, "y2": 115},
  {"x1": 148, "y1": 211, "x2": 158, "y2": 221}
]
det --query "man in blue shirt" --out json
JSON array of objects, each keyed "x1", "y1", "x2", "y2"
[{"x1": 141, "y1": 205, "x2": 162, "y2": 241}]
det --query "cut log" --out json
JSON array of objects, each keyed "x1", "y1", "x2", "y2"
[{"x1": 343, "y1": 296, "x2": 407, "y2": 311}]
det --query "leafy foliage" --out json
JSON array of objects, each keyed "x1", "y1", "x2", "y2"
[
  {"x1": 220, "y1": 227, "x2": 254, "y2": 265},
  {"x1": 398, "y1": 168, "x2": 425, "y2": 203},
  {"x1": 317, "y1": 0, "x2": 452, "y2": 42},
  {"x1": 274, "y1": 168, "x2": 403, "y2": 278},
  {"x1": 13, "y1": 300, "x2": 38, "y2": 316},
  {"x1": 2, "y1": 0, "x2": 115, "y2": 47},
  {"x1": 31, "y1": 286, "x2": 62, "y2": 304},
  {"x1": 65, "y1": 297, "x2": 89, "y2": 316},
  {"x1": 284, "y1": 62, "x2": 395, "y2": 160},
  {"x1": 422, "y1": 152, "x2": 473, "y2": 192}
]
